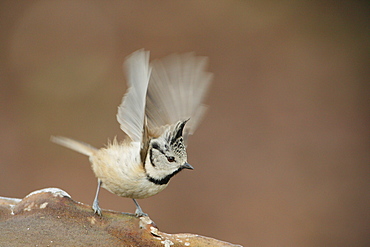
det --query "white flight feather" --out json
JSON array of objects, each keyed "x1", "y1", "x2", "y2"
[
  {"x1": 117, "y1": 49, "x2": 151, "y2": 143},
  {"x1": 145, "y1": 52, "x2": 213, "y2": 139}
]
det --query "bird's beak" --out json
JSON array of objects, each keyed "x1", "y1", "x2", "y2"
[{"x1": 182, "y1": 162, "x2": 194, "y2": 170}]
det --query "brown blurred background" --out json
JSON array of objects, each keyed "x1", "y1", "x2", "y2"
[{"x1": 0, "y1": 1, "x2": 368, "y2": 246}]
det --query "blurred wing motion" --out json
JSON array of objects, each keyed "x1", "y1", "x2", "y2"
[
  {"x1": 145, "y1": 52, "x2": 213, "y2": 141},
  {"x1": 117, "y1": 50, "x2": 212, "y2": 144},
  {"x1": 117, "y1": 49, "x2": 151, "y2": 143}
]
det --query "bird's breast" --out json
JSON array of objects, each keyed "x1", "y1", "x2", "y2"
[{"x1": 89, "y1": 142, "x2": 168, "y2": 199}]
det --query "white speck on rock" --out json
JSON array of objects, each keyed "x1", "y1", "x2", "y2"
[
  {"x1": 25, "y1": 188, "x2": 71, "y2": 199},
  {"x1": 0, "y1": 197, "x2": 21, "y2": 215},
  {"x1": 150, "y1": 226, "x2": 162, "y2": 238},
  {"x1": 88, "y1": 217, "x2": 97, "y2": 225},
  {"x1": 39, "y1": 202, "x2": 48, "y2": 209},
  {"x1": 10, "y1": 204, "x2": 16, "y2": 215},
  {"x1": 139, "y1": 215, "x2": 153, "y2": 229},
  {"x1": 185, "y1": 242, "x2": 190, "y2": 246},
  {"x1": 161, "y1": 239, "x2": 174, "y2": 247},
  {"x1": 0, "y1": 196, "x2": 22, "y2": 202},
  {"x1": 24, "y1": 202, "x2": 35, "y2": 211}
]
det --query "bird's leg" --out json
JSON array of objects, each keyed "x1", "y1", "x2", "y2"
[
  {"x1": 92, "y1": 179, "x2": 102, "y2": 216},
  {"x1": 132, "y1": 199, "x2": 148, "y2": 217}
]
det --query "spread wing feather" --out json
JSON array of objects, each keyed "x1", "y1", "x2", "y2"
[
  {"x1": 145, "y1": 53, "x2": 212, "y2": 140},
  {"x1": 117, "y1": 49, "x2": 151, "y2": 143}
]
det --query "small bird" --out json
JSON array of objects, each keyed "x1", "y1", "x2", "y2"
[{"x1": 51, "y1": 49, "x2": 212, "y2": 217}]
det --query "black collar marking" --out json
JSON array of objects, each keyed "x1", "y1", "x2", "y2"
[{"x1": 147, "y1": 167, "x2": 184, "y2": 185}]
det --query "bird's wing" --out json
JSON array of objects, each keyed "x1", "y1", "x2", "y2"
[
  {"x1": 145, "y1": 52, "x2": 212, "y2": 142},
  {"x1": 117, "y1": 49, "x2": 151, "y2": 143}
]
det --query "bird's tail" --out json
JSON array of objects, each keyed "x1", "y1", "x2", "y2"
[{"x1": 51, "y1": 136, "x2": 97, "y2": 156}]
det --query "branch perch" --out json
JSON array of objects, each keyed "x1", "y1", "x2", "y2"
[{"x1": 0, "y1": 188, "x2": 242, "y2": 246}]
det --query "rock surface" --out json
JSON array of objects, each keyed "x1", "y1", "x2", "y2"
[{"x1": 0, "y1": 188, "x2": 242, "y2": 246}]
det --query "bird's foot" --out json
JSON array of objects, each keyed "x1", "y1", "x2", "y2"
[
  {"x1": 135, "y1": 208, "x2": 148, "y2": 217},
  {"x1": 92, "y1": 200, "x2": 102, "y2": 216}
]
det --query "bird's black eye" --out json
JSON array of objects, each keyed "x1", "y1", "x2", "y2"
[{"x1": 167, "y1": 156, "x2": 175, "y2": 162}]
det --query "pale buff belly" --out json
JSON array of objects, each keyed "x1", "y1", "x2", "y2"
[
  {"x1": 101, "y1": 176, "x2": 168, "y2": 199},
  {"x1": 90, "y1": 150, "x2": 168, "y2": 199}
]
